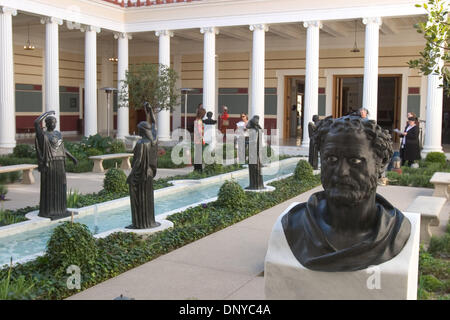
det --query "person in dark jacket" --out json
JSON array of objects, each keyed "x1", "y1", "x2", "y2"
[{"x1": 399, "y1": 116, "x2": 421, "y2": 166}]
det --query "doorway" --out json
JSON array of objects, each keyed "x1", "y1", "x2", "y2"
[
  {"x1": 284, "y1": 76, "x2": 305, "y2": 143},
  {"x1": 333, "y1": 75, "x2": 402, "y2": 140}
]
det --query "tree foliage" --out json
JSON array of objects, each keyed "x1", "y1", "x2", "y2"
[
  {"x1": 408, "y1": 0, "x2": 450, "y2": 95},
  {"x1": 119, "y1": 63, "x2": 179, "y2": 112}
]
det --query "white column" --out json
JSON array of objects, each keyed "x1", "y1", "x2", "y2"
[
  {"x1": 82, "y1": 25, "x2": 100, "y2": 137},
  {"x1": 200, "y1": 27, "x2": 219, "y2": 116},
  {"x1": 362, "y1": 17, "x2": 382, "y2": 121},
  {"x1": 0, "y1": 7, "x2": 17, "y2": 154},
  {"x1": 155, "y1": 30, "x2": 173, "y2": 141},
  {"x1": 115, "y1": 32, "x2": 131, "y2": 140},
  {"x1": 172, "y1": 54, "x2": 182, "y2": 130},
  {"x1": 423, "y1": 55, "x2": 444, "y2": 154},
  {"x1": 302, "y1": 21, "x2": 322, "y2": 148},
  {"x1": 249, "y1": 24, "x2": 268, "y2": 129},
  {"x1": 41, "y1": 17, "x2": 63, "y2": 131}
]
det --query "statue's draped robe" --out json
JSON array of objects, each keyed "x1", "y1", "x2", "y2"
[
  {"x1": 35, "y1": 129, "x2": 68, "y2": 219},
  {"x1": 127, "y1": 139, "x2": 158, "y2": 229},
  {"x1": 308, "y1": 122, "x2": 319, "y2": 170},
  {"x1": 281, "y1": 191, "x2": 411, "y2": 271}
]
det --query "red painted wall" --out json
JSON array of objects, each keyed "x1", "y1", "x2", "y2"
[{"x1": 16, "y1": 115, "x2": 80, "y2": 133}]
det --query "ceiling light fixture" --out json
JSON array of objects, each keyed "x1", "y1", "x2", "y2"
[
  {"x1": 350, "y1": 20, "x2": 360, "y2": 53},
  {"x1": 23, "y1": 24, "x2": 36, "y2": 51}
]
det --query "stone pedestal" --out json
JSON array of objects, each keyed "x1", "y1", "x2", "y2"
[{"x1": 264, "y1": 203, "x2": 420, "y2": 300}]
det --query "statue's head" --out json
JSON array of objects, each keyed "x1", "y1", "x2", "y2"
[
  {"x1": 315, "y1": 116, "x2": 393, "y2": 204},
  {"x1": 247, "y1": 115, "x2": 260, "y2": 129},
  {"x1": 137, "y1": 121, "x2": 153, "y2": 141},
  {"x1": 45, "y1": 116, "x2": 57, "y2": 131},
  {"x1": 206, "y1": 111, "x2": 213, "y2": 119}
]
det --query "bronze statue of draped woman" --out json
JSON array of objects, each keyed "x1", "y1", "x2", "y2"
[
  {"x1": 35, "y1": 111, "x2": 77, "y2": 220},
  {"x1": 126, "y1": 103, "x2": 160, "y2": 229},
  {"x1": 308, "y1": 115, "x2": 320, "y2": 170},
  {"x1": 246, "y1": 115, "x2": 265, "y2": 190}
]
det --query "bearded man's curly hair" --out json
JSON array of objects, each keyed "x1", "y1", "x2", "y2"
[{"x1": 314, "y1": 115, "x2": 393, "y2": 178}]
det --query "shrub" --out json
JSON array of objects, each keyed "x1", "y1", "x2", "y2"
[
  {"x1": 85, "y1": 148, "x2": 103, "y2": 157},
  {"x1": 294, "y1": 159, "x2": 314, "y2": 181},
  {"x1": 203, "y1": 163, "x2": 224, "y2": 175},
  {"x1": 217, "y1": 180, "x2": 246, "y2": 209},
  {"x1": 46, "y1": 222, "x2": 98, "y2": 274},
  {"x1": 0, "y1": 171, "x2": 21, "y2": 184},
  {"x1": 425, "y1": 152, "x2": 447, "y2": 165},
  {"x1": 65, "y1": 159, "x2": 93, "y2": 173},
  {"x1": 13, "y1": 144, "x2": 35, "y2": 159},
  {"x1": 0, "y1": 263, "x2": 35, "y2": 300},
  {"x1": 428, "y1": 233, "x2": 450, "y2": 259},
  {"x1": 109, "y1": 140, "x2": 126, "y2": 154},
  {"x1": 103, "y1": 168, "x2": 128, "y2": 194},
  {"x1": 420, "y1": 274, "x2": 445, "y2": 292},
  {"x1": 81, "y1": 134, "x2": 113, "y2": 153},
  {"x1": 67, "y1": 189, "x2": 81, "y2": 208}
]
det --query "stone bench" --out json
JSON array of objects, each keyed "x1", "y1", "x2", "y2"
[
  {"x1": 406, "y1": 195, "x2": 447, "y2": 244},
  {"x1": 88, "y1": 153, "x2": 133, "y2": 173},
  {"x1": 0, "y1": 164, "x2": 38, "y2": 184},
  {"x1": 430, "y1": 172, "x2": 450, "y2": 199}
]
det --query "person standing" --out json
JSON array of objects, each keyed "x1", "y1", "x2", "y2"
[
  {"x1": 399, "y1": 116, "x2": 421, "y2": 167},
  {"x1": 220, "y1": 105, "x2": 230, "y2": 136},
  {"x1": 236, "y1": 113, "x2": 249, "y2": 163},
  {"x1": 193, "y1": 107, "x2": 206, "y2": 172}
]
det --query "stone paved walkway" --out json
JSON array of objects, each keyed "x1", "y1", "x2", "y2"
[{"x1": 67, "y1": 185, "x2": 448, "y2": 300}]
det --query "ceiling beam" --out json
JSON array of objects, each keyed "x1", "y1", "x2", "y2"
[
  {"x1": 268, "y1": 24, "x2": 302, "y2": 40},
  {"x1": 379, "y1": 19, "x2": 398, "y2": 35},
  {"x1": 173, "y1": 29, "x2": 203, "y2": 42},
  {"x1": 219, "y1": 26, "x2": 252, "y2": 41},
  {"x1": 321, "y1": 22, "x2": 348, "y2": 38}
]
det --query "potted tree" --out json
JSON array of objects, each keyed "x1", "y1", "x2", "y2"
[{"x1": 119, "y1": 63, "x2": 179, "y2": 148}]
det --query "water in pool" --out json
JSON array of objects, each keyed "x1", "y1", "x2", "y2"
[{"x1": 0, "y1": 162, "x2": 297, "y2": 266}]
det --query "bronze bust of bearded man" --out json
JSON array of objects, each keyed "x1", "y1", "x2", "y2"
[{"x1": 282, "y1": 116, "x2": 411, "y2": 271}]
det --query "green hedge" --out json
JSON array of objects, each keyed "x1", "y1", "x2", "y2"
[
  {"x1": 417, "y1": 221, "x2": 450, "y2": 300},
  {"x1": 0, "y1": 167, "x2": 321, "y2": 300},
  {"x1": 387, "y1": 159, "x2": 450, "y2": 188}
]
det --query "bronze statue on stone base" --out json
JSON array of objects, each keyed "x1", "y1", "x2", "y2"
[
  {"x1": 35, "y1": 111, "x2": 78, "y2": 220},
  {"x1": 126, "y1": 103, "x2": 160, "y2": 229},
  {"x1": 246, "y1": 115, "x2": 265, "y2": 190}
]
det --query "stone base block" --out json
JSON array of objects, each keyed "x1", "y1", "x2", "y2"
[{"x1": 264, "y1": 203, "x2": 420, "y2": 300}]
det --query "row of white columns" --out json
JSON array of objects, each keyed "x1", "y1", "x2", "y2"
[{"x1": 0, "y1": 6, "x2": 445, "y2": 153}]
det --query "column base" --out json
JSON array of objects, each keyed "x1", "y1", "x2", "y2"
[
  {"x1": 421, "y1": 146, "x2": 443, "y2": 155},
  {"x1": 0, "y1": 144, "x2": 15, "y2": 155},
  {"x1": 301, "y1": 140, "x2": 310, "y2": 149}
]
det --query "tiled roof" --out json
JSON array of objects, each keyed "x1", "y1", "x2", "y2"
[{"x1": 101, "y1": 0, "x2": 200, "y2": 7}]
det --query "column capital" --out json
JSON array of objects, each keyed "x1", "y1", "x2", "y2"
[
  {"x1": 303, "y1": 21, "x2": 322, "y2": 29},
  {"x1": 114, "y1": 32, "x2": 132, "y2": 40},
  {"x1": 0, "y1": 6, "x2": 17, "y2": 16},
  {"x1": 249, "y1": 24, "x2": 269, "y2": 32},
  {"x1": 80, "y1": 25, "x2": 101, "y2": 33},
  {"x1": 155, "y1": 30, "x2": 174, "y2": 37},
  {"x1": 200, "y1": 27, "x2": 219, "y2": 35},
  {"x1": 40, "y1": 16, "x2": 63, "y2": 26},
  {"x1": 66, "y1": 21, "x2": 81, "y2": 30},
  {"x1": 362, "y1": 17, "x2": 382, "y2": 26}
]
